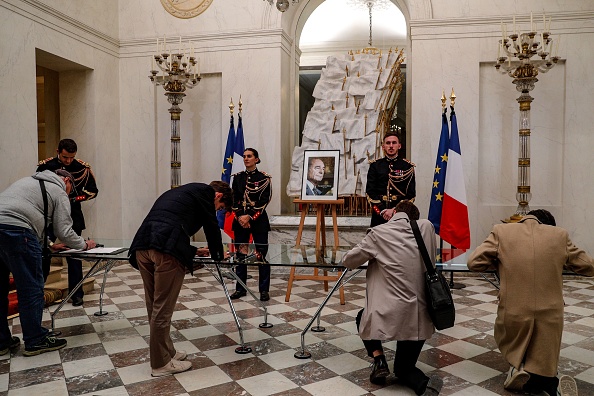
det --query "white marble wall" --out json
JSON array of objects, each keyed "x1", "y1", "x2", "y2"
[{"x1": 1, "y1": 0, "x2": 594, "y2": 255}]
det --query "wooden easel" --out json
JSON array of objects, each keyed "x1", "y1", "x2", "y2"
[{"x1": 285, "y1": 199, "x2": 345, "y2": 304}]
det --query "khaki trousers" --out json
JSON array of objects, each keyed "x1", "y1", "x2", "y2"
[{"x1": 136, "y1": 249, "x2": 186, "y2": 369}]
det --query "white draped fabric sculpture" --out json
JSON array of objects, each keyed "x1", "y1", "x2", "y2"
[{"x1": 286, "y1": 48, "x2": 405, "y2": 198}]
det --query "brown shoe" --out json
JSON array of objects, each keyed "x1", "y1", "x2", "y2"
[{"x1": 151, "y1": 359, "x2": 191, "y2": 377}]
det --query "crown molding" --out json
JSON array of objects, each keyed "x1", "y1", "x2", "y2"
[
  {"x1": 1, "y1": 0, "x2": 119, "y2": 57},
  {"x1": 410, "y1": 11, "x2": 594, "y2": 40}
]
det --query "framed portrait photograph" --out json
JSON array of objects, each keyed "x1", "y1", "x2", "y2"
[{"x1": 301, "y1": 150, "x2": 340, "y2": 200}]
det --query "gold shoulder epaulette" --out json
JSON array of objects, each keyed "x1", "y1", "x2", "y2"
[
  {"x1": 368, "y1": 158, "x2": 377, "y2": 164},
  {"x1": 38, "y1": 157, "x2": 54, "y2": 166},
  {"x1": 261, "y1": 171, "x2": 272, "y2": 178},
  {"x1": 402, "y1": 158, "x2": 415, "y2": 167},
  {"x1": 231, "y1": 171, "x2": 244, "y2": 177},
  {"x1": 75, "y1": 159, "x2": 91, "y2": 168}
]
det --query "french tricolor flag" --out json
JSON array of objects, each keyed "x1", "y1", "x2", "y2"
[{"x1": 440, "y1": 109, "x2": 470, "y2": 250}]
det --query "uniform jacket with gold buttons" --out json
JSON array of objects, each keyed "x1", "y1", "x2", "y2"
[
  {"x1": 231, "y1": 168, "x2": 272, "y2": 233},
  {"x1": 366, "y1": 156, "x2": 415, "y2": 226}
]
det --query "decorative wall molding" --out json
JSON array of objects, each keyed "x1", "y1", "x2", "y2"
[
  {"x1": 410, "y1": 11, "x2": 594, "y2": 40},
  {"x1": 1, "y1": 0, "x2": 119, "y2": 57}
]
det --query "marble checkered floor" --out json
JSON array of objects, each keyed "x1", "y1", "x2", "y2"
[{"x1": 1, "y1": 266, "x2": 593, "y2": 396}]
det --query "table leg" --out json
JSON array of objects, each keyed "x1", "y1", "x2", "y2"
[
  {"x1": 94, "y1": 260, "x2": 116, "y2": 316},
  {"x1": 213, "y1": 263, "x2": 252, "y2": 354},
  {"x1": 51, "y1": 258, "x2": 102, "y2": 331},
  {"x1": 223, "y1": 267, "x2": 272, "y2": 329},
  {"x1": 294, "y1": 269, "x2": 351, "y2": 359}
]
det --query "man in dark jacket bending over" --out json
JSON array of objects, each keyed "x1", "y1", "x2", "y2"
[{"x1": 129, "y1": 181, "x2": 233, "y2": 377}]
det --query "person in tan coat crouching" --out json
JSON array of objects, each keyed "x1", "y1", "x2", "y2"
[{"x1": 468, "y1": 209, "x2": 594, "y2": 396}]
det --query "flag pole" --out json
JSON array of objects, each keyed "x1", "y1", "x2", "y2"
[{"x1": 447, "y1": 88, "x2": 466, "y2": 290}]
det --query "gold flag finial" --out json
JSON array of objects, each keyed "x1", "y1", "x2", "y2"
[
  {"x1": 450, "y1": 88, "x2": 456, "y2": 108},
  {"x1": 441, "y1": 90, "x2": 446, "y2": 110},
  {"x1": 229, "y1": 98, "x2": 234, "y2": 115},
  {"x1": 238, "y1": 95, "x2": 243, "y2": 114}
]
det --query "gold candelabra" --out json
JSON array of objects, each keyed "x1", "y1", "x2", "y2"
[
  {"x1": 149, "y1": 36, "x2": 201, "y2": 189},
  {"x1": 495, "y1": 13, "x2": 560, "y2": 221}
]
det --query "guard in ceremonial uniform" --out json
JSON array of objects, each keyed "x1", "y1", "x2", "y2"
[
  {"x1": 36, "y1": 139, "x2": 98, "y2": 306},
  {"x1": 366, "y1": 132, "x2": 415, "y2": 227},
  {"x1": 229, "y1": 148, "x2": 272, "y2": 302}
]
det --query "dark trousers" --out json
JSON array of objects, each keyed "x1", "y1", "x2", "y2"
[
  {"x1": 0, "y1": 225, "x2": 49, "y2": 348},
  {"x1": 524, "y1": 372, "x2": 559, "y2": 396},
  {"x1": 233, "y1": 227, "x2": 270, "y2": 294},
  {"x1": 356, "y1": 309, "x2": 429, "y2": 395}
]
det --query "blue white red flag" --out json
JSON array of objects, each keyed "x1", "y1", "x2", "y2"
[
  {"x1": 428, "y1": 109, "x2": 449, "y2": 234},
  {"x1": 440, "y1": 108, "x2": 470, "y2": 250}
]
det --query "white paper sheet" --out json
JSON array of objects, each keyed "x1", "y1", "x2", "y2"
[{"x1": 60, "y1": 247, "x2": 126, "y2": 254}]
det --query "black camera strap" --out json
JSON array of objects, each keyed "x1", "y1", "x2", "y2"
[{"x1": 39, "y1": 179, "x2": 49, "y2": 253}]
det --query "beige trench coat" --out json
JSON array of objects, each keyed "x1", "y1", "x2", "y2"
[
  {"x1": 342, "y1": 213, "x2": 436, "y2": 341},
  {"x1": 467, "y1": 215, "x2": 594, "y2": 377}
]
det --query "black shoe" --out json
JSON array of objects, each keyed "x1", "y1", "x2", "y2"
[
  {"x1": 23, "y1": 336, "x2": 67, "y2": 356},
  {"x1": 0, "y1": 336, "x2": 20, "y2": 355},
  {"x1": 71, "y1": 296, "x2": 84, "y2": 306},
  {"x1": 260, "y1": 291, "x2": 270, "y2": 301},
  {"x1": 230, "y1": 291, "x2": 246, "y2": 300},
  {"x1": 370, "y1": 355, "x2": 390, "y2": 384},
  {"x1": 421, "y1": 375, "x2": 443, "y2": 395}
]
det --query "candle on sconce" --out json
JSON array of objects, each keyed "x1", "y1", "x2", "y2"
[
  {"x1": 497, "y1": 41, "x2": 501, "y2": 58},
  {"x1": 547, "y1": 16, "x2": 551, "y2": 32},
  {"x1": 197, "y1": 57, "x2": 200, "y2": 77},
  {"x1": 530, "y1": 12, "x2": 533, "y2": 32},
  {"x1": 152, "y1": 55, "x2": 155, "y2": 71},
  {"x1": 156, "y1": 38, "x2": 159, "y2": 55},
  {"x1": 513, "y1": 15, "x2": 516, "y2": 35},
  {"x1": 503, "y1": 23, "x2": 507, "y2": 38},
  {"x1": 163, "y1": 35, "x2": 167, "y2": 53},
  {"x1": 543, "y1": 13, "x2": 546, "y2": 31},
  {"x1": 178, "y1": 36, "x2": 182, "y2": 55}
]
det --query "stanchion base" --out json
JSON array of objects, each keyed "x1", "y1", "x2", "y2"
[
  {"x1": 94, "y1": 311, "x2": 109, "y2": 317},
  {"x1": 311, "y1": 326, "x2": 325, "y2": 332},
  {"x1": 235, "y1": 345, "x2": 252, "y2": 354},
  {"x1": 47, "y1": 330, "x2": 62, "y2": 337},
  {"x1": 450, "y1": 282, "x2": 466, "y2": 290},
  {"x1": 259, "y1": 323, "x2": 273, "y2": 328},
  {"x1": 294, "y1": 350, "x2": 312, "y2": 359}
]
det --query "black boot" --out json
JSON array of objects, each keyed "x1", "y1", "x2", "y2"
[{"x1": 370, "y1": 354, "x2": 390, "y2": 384}]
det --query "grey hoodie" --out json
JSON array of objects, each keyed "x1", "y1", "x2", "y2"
[{"x1": 0, "y1": 170, "x2": 86, "y2": 250}]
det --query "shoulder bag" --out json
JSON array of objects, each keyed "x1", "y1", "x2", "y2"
[{"x1": 411, "y1": 220, "x2": 455, "y2": 330}]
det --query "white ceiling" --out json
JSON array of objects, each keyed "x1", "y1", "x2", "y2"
[{"x1": 299, "y1": 0, "x2": 407, "y2": 50}]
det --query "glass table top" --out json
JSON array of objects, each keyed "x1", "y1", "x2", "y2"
[{"x1": 52, "y1": 240, "x2": 472, "y2": 271}]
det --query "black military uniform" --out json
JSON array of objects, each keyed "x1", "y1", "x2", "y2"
[
  {"x1": 36, "y1": 157, "x2": 98, "y2": 300},
  {"x1": 231, "y1": 168, "x2": 272, "y2": 296},
  {"x1": 366, "y1": 156, "x2": 415, "y2": 227}
]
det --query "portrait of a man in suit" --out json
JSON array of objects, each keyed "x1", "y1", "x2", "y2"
[{"x1": 305, "y1": 157, "x2": 326, "y2": 195}]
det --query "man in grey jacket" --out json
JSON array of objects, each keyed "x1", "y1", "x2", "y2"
[{"x1": 0, "y1": 170, "x2": 96, "y2": 356}]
